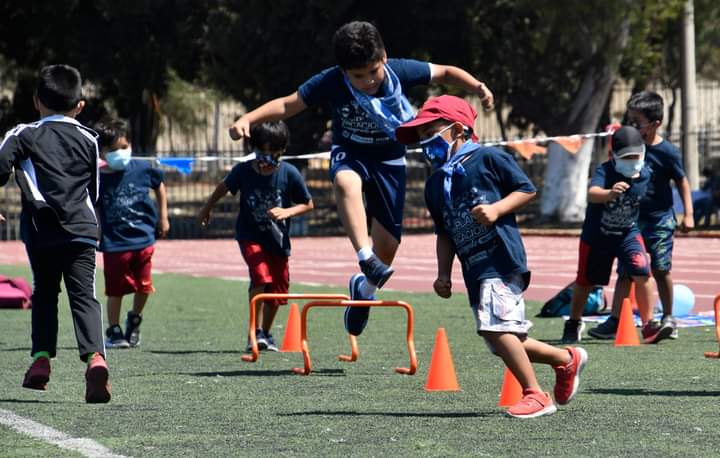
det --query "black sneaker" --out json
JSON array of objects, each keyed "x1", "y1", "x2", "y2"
[
  {"x1": 588, "y1": 316, "x2": 619, "y2": 340},
  {"x1": 344, "y1": 273, "x2": 372, "y2": 336},
  {"x1": 106, "y1": 325, "x2": 130, "y2": 349},
  {"x1": 264, "y1": 332, "x2": 279, "y2": 352},
  {"x1": 246, "y1": 329, "x2": 268, "y2": 352},
  {"x1": 642, "y1": 319, "x2": 673, "y2": 344},
  {"x1": 124, "y1": 312, "x2": 143, "y2": 348},
  {"x1": 359, "y1": 255, "x2": 394, "y2": 288},
  {"x1": 561, "y1": 319, "x2": 585, "y2": 344}
]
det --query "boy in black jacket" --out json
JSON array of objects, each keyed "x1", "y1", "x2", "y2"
[{"x1": 0, "y1": 64, "x2": 111, "y2": 403}]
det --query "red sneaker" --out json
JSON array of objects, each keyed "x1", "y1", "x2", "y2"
[
  {"x1": 22, "y1": 357, "x2": 51, "y2": 390},
  {"x1": 85, "y1": 353, "x2": 111, "y2": 404},
  {"x1": 553, "y1": 347, "x2": 588, "y2": 405},
  {"x1": 506, "y1": 388, "x2": 557, "y2": 418}
]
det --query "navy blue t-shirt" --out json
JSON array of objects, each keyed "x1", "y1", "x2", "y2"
[
  {"x1": 640, "y1": 139, "x2": 686, "y2": 219},
  {"x1": 424, "y1": 144, "x2": 536, "y2": 305},
  {"x1": 225, "y1": 161, "x2": 311, "y2": 257},
  {"x1": 99, "y1": 160, "x2": 164, "y2": 253},
  {"x1": 298, "y1": 58, "x2": 431, "y2": 161},
  {"x1": 581, "y1": 161, "x2": 651, "y2": 242}
]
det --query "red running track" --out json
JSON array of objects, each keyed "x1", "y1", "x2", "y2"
[{"x1": 1, "y1": 234, "x2": 718, "y2": 312}]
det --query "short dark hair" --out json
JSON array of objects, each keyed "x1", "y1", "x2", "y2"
[
  {"x1": 93, "y1": 117, "x2": 129, "y2": 149},
  {"x1": 627, "y1": 91, "x2": 664, "y2": 123},
  {"x1": 247, "y1": 121, "x2": 289, "y2": 153},
  {"x1": 332, "y1": 21, "x2": 385, "y2": 70},
  {"x1": 36, "y1": 64, "x2": 83, "y2": 112}
]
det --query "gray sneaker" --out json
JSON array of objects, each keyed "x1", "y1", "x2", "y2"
[
  {"x1": 246, "y1": 329, "x2": 268, "y2": 352},
  {"x1": 588, "y1": 316, "x2": 619, "y2": 340},
  {"x1": 124, "y1": 311, "x2": 142, "y2": 347},
  {"x1": 661, "y1": 315, "x2": 679, "y2": 340},
  {"x1": 561, "y1": 319, "x2": 585, "y2": 344}
]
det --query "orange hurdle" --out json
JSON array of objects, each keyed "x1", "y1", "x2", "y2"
[
  {"x1": 291, "y1": 299, "x2": 417, "y2": 376},
  {"x1": 243, "y1": 293, "x2": 349, "y2": 362},
  {"x1": 703, "y1": 294, "x2": 720, "y2": 359}
]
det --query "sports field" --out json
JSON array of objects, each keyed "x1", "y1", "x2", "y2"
[{"x1": 1, "y1": 254, "x2": 720, "y2": 456}]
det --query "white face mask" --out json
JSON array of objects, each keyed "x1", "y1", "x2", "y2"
[
  {"x1": 105, "y1": 147, "x2": 132, "y2": 170},
  {"x1": 613, "y1": 157, "x2": 644, "y2": 178}
]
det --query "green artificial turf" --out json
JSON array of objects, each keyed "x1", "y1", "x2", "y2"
[{"x1": 1, "y1": 263, "x2": 719, "y2": 457}]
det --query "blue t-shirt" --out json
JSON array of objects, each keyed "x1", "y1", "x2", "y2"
[
  {"x1": 639, "y1": 139, "x2": 686, "y2": 219},
  {"x1": 98, "y1": 160, "x2": 164, "y2": 253},
  {"x1": 424, "y1": 144, "x2": 536, "y2": 305},
  {"x1": 581, "y1": 161, "x2": 651, "y2": 242},
  {"x1": 298, "y1": 58, "x2": 432, "y2": 161},
  {"x1": 225, "y1": 161, "x2": 312, "y2": 257}
]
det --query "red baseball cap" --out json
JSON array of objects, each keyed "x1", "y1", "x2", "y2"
[{"x1": 395, "y1": 95, "x2": 478, "y2": 145}]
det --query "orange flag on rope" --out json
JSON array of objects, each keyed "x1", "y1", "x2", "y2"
[
  {"x1": 507, "y1": 141, "x2": 547, "y2": 160},
  {"x1": 552, "y1": 136, "x2": 585, "y2": 154}
]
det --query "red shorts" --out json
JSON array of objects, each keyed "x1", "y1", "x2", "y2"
[
  {"x1": 103, "y1": 246, "x2": 156, "y2": 296},
  {"x1": 239, "y1": 241, "x2": 289, "y2": 305}
]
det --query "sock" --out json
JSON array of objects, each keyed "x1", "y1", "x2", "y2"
[
  {"x1": 357, "y1": 247, "x2": 374, "y2": 262},
  {"x1": 86, "y1": 352, "x2": 102, "y2": 366},
  {"x1": 32, "y1": 351, "x2": 50, "y2": 361},
  {"x1": 359, "y1": 278, "x2": 377, "y2": 297}
]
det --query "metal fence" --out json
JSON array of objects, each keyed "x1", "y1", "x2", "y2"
[{"x1": 2, "y1": 130, "x2": 719, "y2": 241}]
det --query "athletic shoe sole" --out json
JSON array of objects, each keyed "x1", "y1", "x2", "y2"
[
  {"x1": 506, "y1": 403, "x2": 557, "y2": 419},
  {"x1": 85, "y1": 365, "x2": 111, "y2": 404},
  {"x1": 344, "y1": 273, "x2": 371, "y2": 336}
]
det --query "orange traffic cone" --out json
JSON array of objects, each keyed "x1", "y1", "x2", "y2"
[
  {"x1": 615, "y1": 298, "x2": 640, "y2": 346},
  {"x1": 280, "y1": 303, "x2": 302, "y2": 352},
  {"x1": 497, "y1": 367, "x2": 523, "y2": 407},
  {"x1": 424, "y1": 328, "x2": 460, "y2": 391}
]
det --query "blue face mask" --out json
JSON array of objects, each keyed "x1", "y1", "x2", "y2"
[
  {"x1": 255, "y1": 151, "x2": 280, "y2": 168},
  {"x1": 613, "y1": 157, "x2": 644, "y2": 178},
  {"x1": 419, "y1": 125, "x2": 454, "y2": 169},
  {"x1": 105, "y1": 148, "x2": 132, "y2": 170}
]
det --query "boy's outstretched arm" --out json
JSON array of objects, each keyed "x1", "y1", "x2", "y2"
[
  {"x1": 229, "y1": 92, "x2": 308, "y2": 140},
  {"x1": 198, "y1": 182, "x2": 230, "y2": 226},
  {"x1": 588, "y1": 183, "x2": 628, "y2": 204},
  {"x1": 430, "y1": 65, "x2": 494, "y2": 110},
  {"x1": 434, "y1": 233, "x2": 455, "y2": 298},
  {"x1": 676, "y1": 176, "x2": 694, "y2": 232},
  {"x1": 154, "y1": 182, "x2": 170, "y2": 238},
  {"x1": 471, "y1": 191, "x2": 535, "y2": 226},
  {"x1": 267, "y1": 199, "x2": 314, "y2": 222}
]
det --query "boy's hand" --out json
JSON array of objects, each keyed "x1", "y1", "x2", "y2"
[
  {"x1": 229, "y1": 117, "x2": 251, "y2": 141},
  {"x1": 157, "y1": 218, "x2": 170, "y2": 238},
  {"x1": 680, "y1": 214, "x2": 694, "y2": 233},
  {"x1": 433, "y1": 276, "x2": 452, "y2": 298},
  {"x1": 198, "y1": 207, "x2": 212, "y2": 227},
  {"x1": 477, "y1": 82, "x2": 494, "y2": 111},
  {"x1": 0, "y1": 213, "x2": 4, "y2": 223},
  {"x1": 267, "y1": 207, "x2": 292, "y2": 221},
  {"x1": 471, "y1": 203, "x2": 499, "y2": 226},
  {"x1": 608, "y1": 181, "x2": 630, "y2": 201}
]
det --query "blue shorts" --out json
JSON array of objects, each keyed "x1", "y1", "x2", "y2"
[
  {"x1": 617, "y1": 212, "x2": 676, "y2": 278},
  {"x1": 638, "y1": 212, "x2": 676, "y2": 271},
  {"x1": 329, "y1": 146, "x2": 406, "y2": 241},
  {"x1": 576, "y1": 232, "x2": 650, "y2": 286}
]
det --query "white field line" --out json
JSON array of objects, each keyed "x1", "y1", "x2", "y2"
[{"x1": 0, "y1": 408, "x2": 128, "y2": 458}]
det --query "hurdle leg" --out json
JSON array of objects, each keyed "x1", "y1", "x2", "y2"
[{"x1": 338, "y1": 335, "x2": 359, "y2": 362}]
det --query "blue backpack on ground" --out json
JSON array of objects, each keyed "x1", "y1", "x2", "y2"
[{"x1": 538, "y1": 282, "x2": 606, "y2": 317}]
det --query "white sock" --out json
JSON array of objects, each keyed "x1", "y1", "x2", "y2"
[
  {"x1": 357, "y1": 247, "x2": 374, "y2": 262},
  {"x1": 359, "y1": 278, "x2": 377, "y2": 297}
]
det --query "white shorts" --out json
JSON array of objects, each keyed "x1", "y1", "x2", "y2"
[{"x1": 471, "y1": 274, "x2": 532, "y2": 335}]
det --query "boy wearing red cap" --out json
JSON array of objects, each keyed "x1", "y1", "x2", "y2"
[
  {"x1": 228, "y1": 21, "x2": 493, "y2": 337},
  {"x1": 396, "y1": 95, "x2": 587, "y2": 419}
]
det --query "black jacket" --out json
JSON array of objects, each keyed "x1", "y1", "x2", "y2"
[{"x1": 0, "y1": 115, "x2": 99, "y2": 245}]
